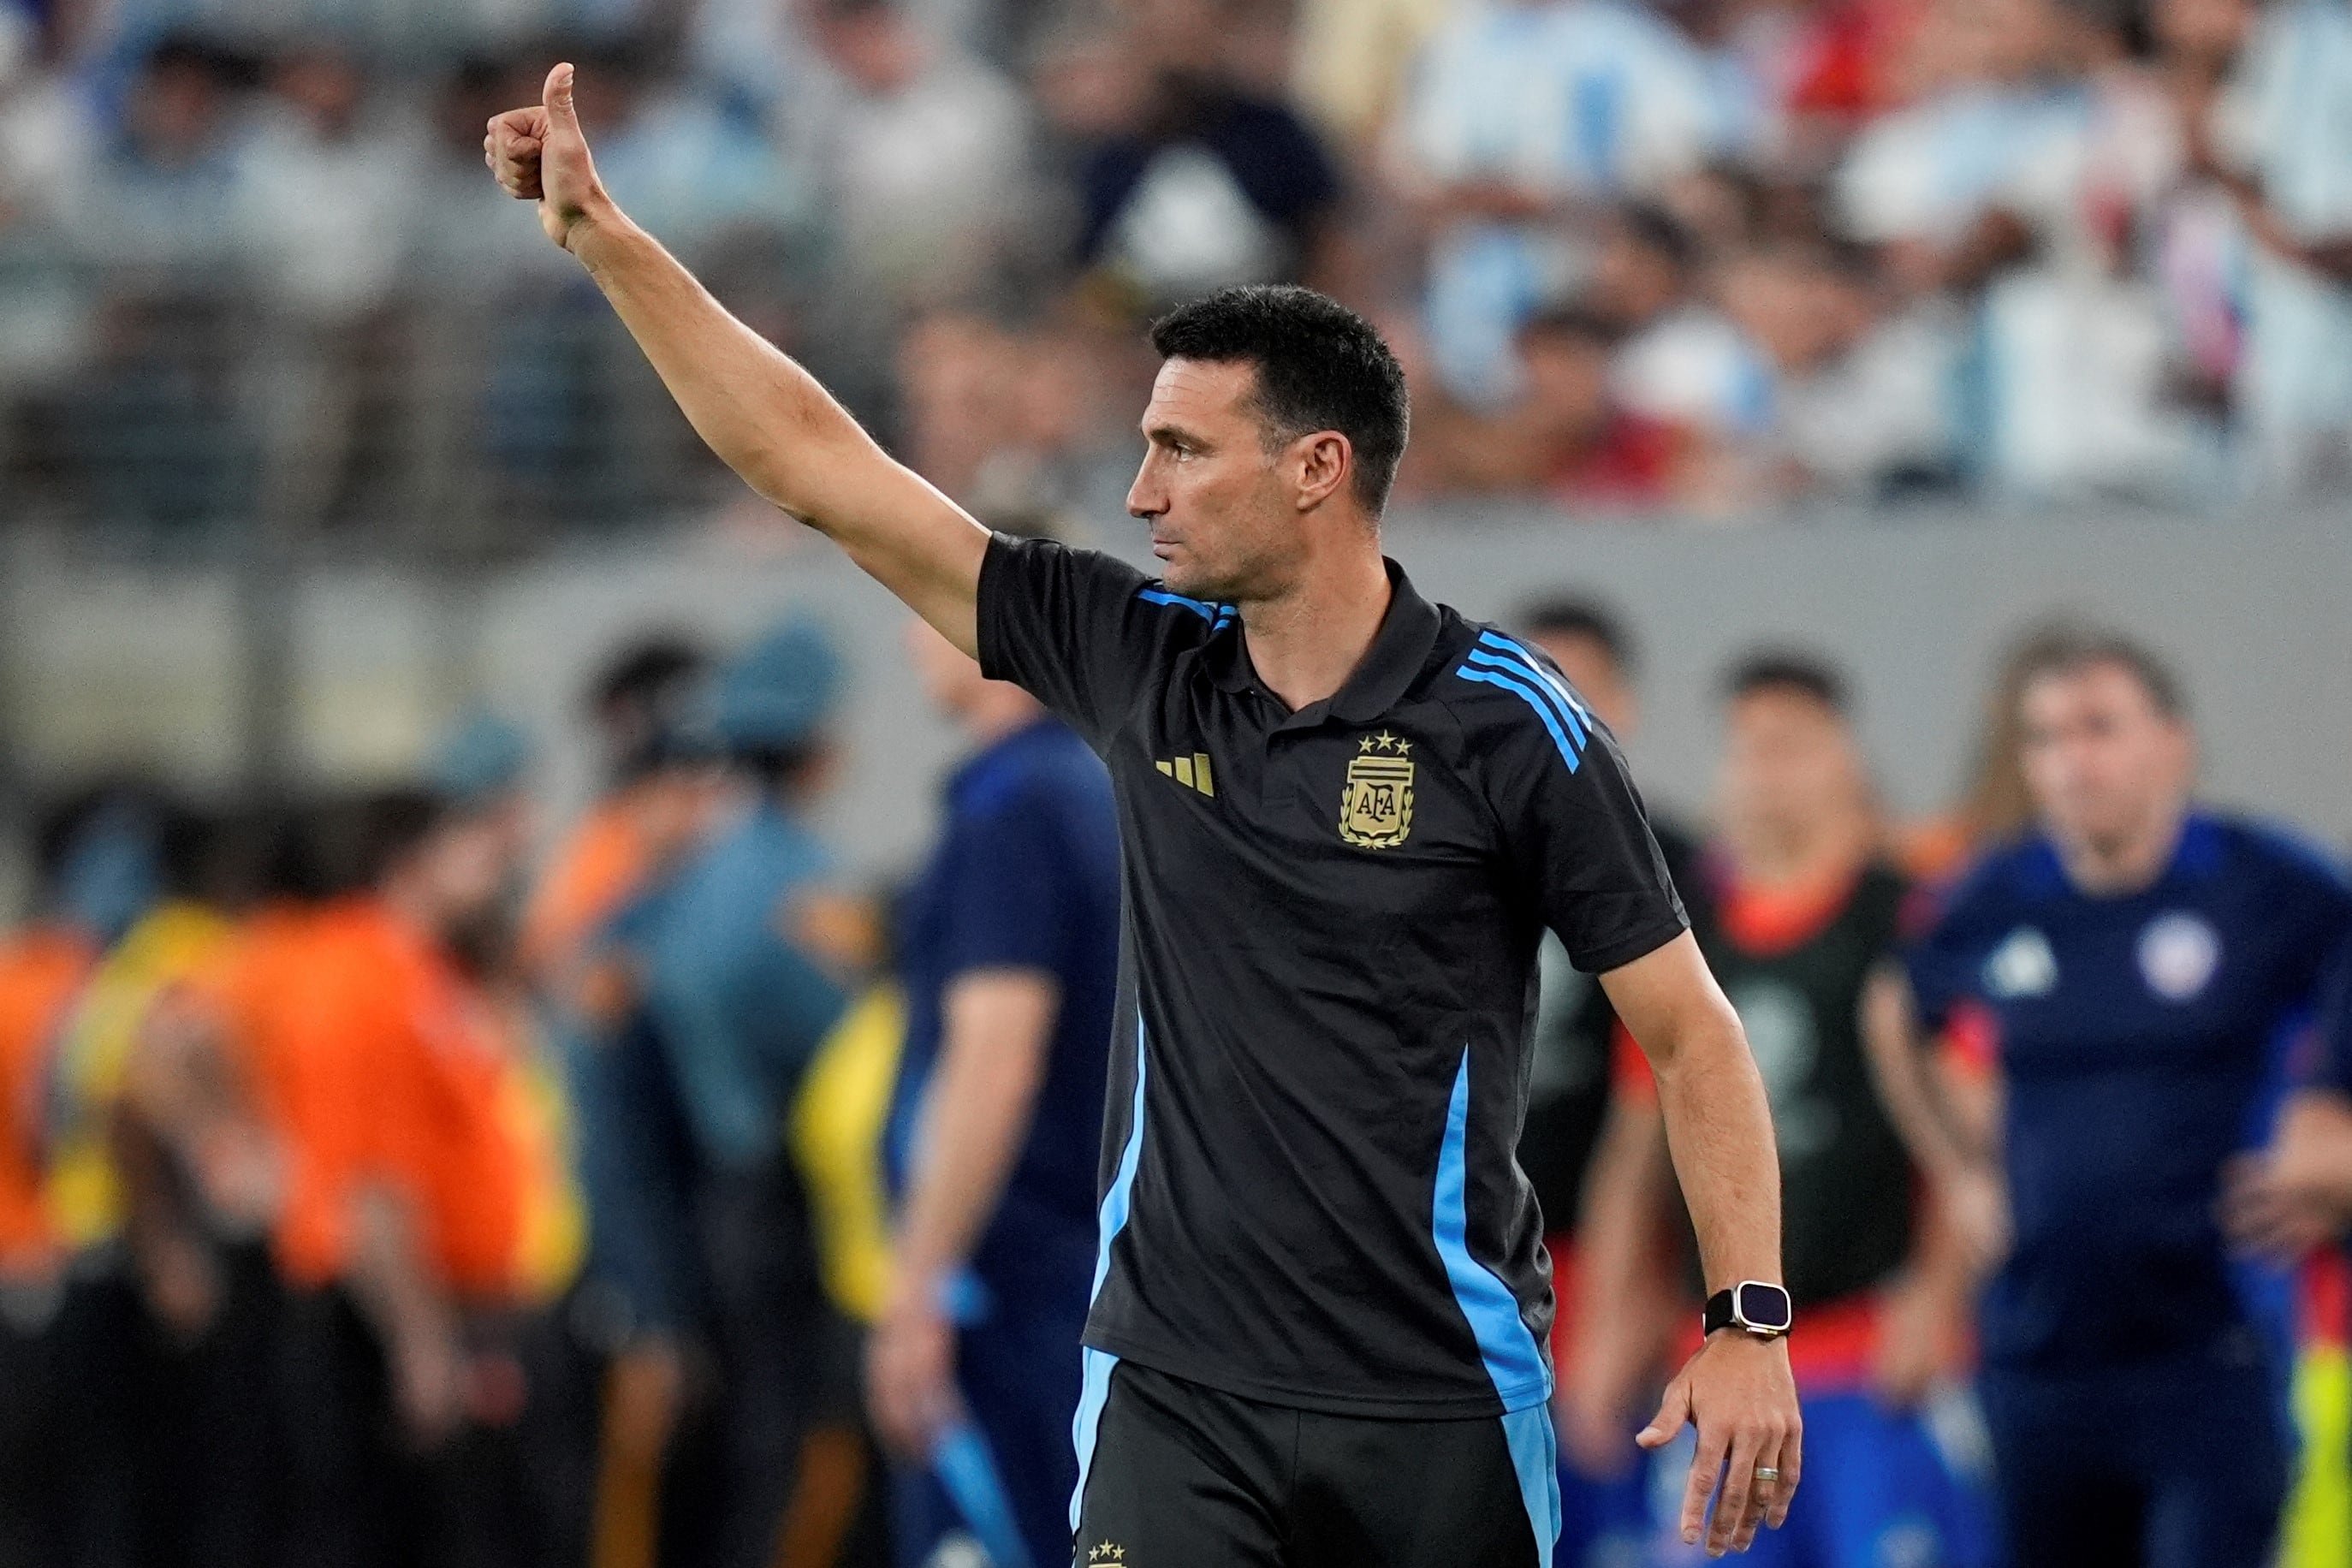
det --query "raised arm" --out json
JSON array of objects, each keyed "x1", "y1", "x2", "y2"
[
  {"x1": 485, "y1": 64, "x2": 989, "y2": 651},
  {"x1": 1600, "y1": 930, "x2": 1799, "y2": 1559}
]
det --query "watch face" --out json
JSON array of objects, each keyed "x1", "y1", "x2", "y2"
[{"x1": 1737, "y1": 1282, "x2": 1793, "y2": 1332}]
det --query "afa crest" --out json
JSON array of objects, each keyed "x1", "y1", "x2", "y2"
[{"x1": 1339, "y1": 731, "x2": 1415, "y2": 849}]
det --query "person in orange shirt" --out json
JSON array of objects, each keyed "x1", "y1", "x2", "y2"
[
  {"x1": 256, "y1": 782, "x2": 581, "y2": 1568},
  {"x1": 521, "y1": 635, "x2": 722, "y2": 996},
  {"x1": 1571, "y1": 653, "x2": 1991, "y2": 1568}
]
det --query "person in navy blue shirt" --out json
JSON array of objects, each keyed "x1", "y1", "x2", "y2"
[
  {"x1": 870, "y1": 605, "x2": 1121, "y2": 1568},
  {"x1": 1876, "y1": 627, "x2": 2352, "y2": 1568}
]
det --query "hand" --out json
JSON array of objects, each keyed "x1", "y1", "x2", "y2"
[
  {"x1": 484, "y1": 62, "x2": 612, "y2": 252},
  {"x1": 140, "y1": 1231, "x2": 222, "y2": 1344},
  {"x1": 1939, "y1": 1164, "x2": 2011, "y2": 1278},
  {"x1": 1559, "y1": 1367, "x2": 1642, "y2": 1480},
  {"x1": 865, "y1": 1280, "x2": 962, "y2": 1458},
  {"x1": 1872, "y1": 1276, "x2": 1961, "y2": 1411},
  {"x1": 390, "y1": 1326, "x2": 466, "y2": 1450},
  {"x1": 1637, "y1": 1331, "x2": 1802, "y2": 1558},
  {"x1": 2223, "y1": 1151, "x2": 2347, "y2": 1262},
  {"x1": 2223, "y1": 1093, "x2": 2352, "y2": 1260}
]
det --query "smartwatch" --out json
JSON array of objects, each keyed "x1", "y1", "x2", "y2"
[{"x1": 1704, "y1": 1281, "x2": 1794, "y2": 1339}]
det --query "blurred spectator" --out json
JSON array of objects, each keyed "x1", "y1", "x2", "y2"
[
  {"x1": 1418, "y1": 306, "x2": 1688, "y2": 508},
  {"x1": 573, "y1": 38, "x2": 811, "y2": 265},
  {"x1": 2208, "y1": 0, "x2": 2352, "y2": 491},
  {"x1": 894, "y1": 310, "x2": 1117, "y2": 514},
  {"x1": 1593, "y1": 199, "x2": 1773, "y2": 449},
  {"x1": 233, "y1": 47, "x2": 421, "y2": 325},
  {"x1": 1713, "y1": 240, "x2": 1961, "y2": 502},
  {"x1": 801, "y1": 0, "x2": 1036, "y2": 311},
  {"x1": 1391, "y1": 0, "x2": 1721, "y2": 403},
  {"x1": 0, "y1": 0, "x2": 90, "y2": 395},
  {"x1": 54, "y1": 33, "x2": 257, "y2": 529},
  {"x1": 232, "y1": 46, "x2": 429, "y2": 526},
  {"x1": 1290, "y1": 0, "x2": 1456, "y2": 149},
  {"x1": 1072, "y1": 0, "x2": 1340, "y2": 312}
]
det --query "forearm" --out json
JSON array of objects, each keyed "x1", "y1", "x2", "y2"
[
  {"x1": 890, "y1": 973, "x2": 1055, "y2": 1291},
  {"x1": 347, "y1": 1183, "x2": 458, "y2": 1351},
  {"x1": 1862, "y1": 969, "x2": 1992, "y2": 1185},
  {"x1": 1651, "y1": 1018, "x2": 1784, "y2": 1291},
  {"x1": 570, "y1": 213, "x2": 865, "y2": 517},
  {"x1": 566, "y1": 210, "x2": 987, "y2": 646}
]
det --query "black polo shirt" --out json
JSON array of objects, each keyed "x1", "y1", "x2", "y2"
[{"x1": 977, "y1": 534, "x2": 1688, "y2": 1417}]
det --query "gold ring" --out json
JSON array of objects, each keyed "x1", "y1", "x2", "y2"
[{"x1": 1753, "y1": 1467, "x2": 1781, "y2": 1483}]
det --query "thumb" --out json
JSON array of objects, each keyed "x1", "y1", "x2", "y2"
[
  {"x1": 1636, "y1": 1378, "x2": 1690, "y2": 1449},
  {"x1": 543, "y1": 62, "x2": 580, "y2": 134}
]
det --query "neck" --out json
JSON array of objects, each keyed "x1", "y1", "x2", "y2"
[
  {"x1": 1724, "y1": 808, "x2": 1872, "y2": 890},
  {"x1": 2056, "y1": 802, "x2": 2189, "y2": 896},
  {"x1": 1237, "y1": 544, "x2": 1393, "y2": 712}
]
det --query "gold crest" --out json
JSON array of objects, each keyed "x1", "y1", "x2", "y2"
[{"x1": 1339, "y1": 731, "x2": 1415, "y2": 849}]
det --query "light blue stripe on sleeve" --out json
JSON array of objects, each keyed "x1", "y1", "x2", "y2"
[
  {"x1": 1475, "y1": 632, "x2": 1593, "y2": 742},
  {"x1": 1456, "y1": 666, "x2": 1583, "y2": 773},
  {"x1": 1463, "y1": 648, "x2": 1588, "y2": 752}
]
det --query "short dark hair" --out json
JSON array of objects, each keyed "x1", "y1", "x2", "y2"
[
  {"x1": 1518, "y1": 595, "x2": 1636, "y2": 678},
  {"x1": 1517, "y1": 305, "x2": 1624, "y2": 353},
  {"x1": 1614, "y1": 200, "x2": 1699, "y2": 274},
  {"x1": 1149, "y1": 285, "x2": 1411, "y2": 515},
  {"x1": 2010, "y1": 626, "x2": 2187, "y2": 718},
  {"x1": 1725, "y1": 649, "x2": 1850, "y2": 716}
]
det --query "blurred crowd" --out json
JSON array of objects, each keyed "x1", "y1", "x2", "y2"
[
  {"x1": 3, "y1": 0, "x2": 2352, "y2": 543},
  {"x1": 4, "y1": 576, "x2": 2352, "y2": 1568}
]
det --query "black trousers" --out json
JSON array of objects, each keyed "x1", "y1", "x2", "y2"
[{"x1": 1071, "y1": 1359, "x2": 1558, "y2": 1568}]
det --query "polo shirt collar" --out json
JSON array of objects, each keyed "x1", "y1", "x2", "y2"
[{"x1": 1203, "y1": 560, "x2": 1443, "y2": 725}]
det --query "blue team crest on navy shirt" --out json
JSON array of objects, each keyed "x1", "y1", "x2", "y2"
[
  {"x1": 2138, "y1": 911, "x2": 2222, "y2": 1001},
  {"x1": 1984, "y1": 927, "x2": 2058, "y2": 1000}
]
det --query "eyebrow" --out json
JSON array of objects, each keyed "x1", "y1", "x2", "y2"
[{"x1": 1143, "y1": 422, "x2": 1209, "y2": 449}]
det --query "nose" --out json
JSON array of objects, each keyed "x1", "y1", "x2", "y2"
[{"x1": 1126, "y1": 452, "x2": 1166, "y2": 521}]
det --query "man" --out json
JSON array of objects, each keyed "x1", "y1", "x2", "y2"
[
  {"x1": 520, "y1": 633, "x2": 719, "y2": 994},
  {"x1": 1514, "y1": 598, "x2": 1705, "y2": 1566},
  {"x1": 627, "y1": 617, "x2": 870, "y2": 1568},
  {"x1": 871, "y1": 606, "x2": 1120, "y2": 1568},
  {"x1": 1574, "y1": 655, "x2": 1987, "y2": 1568},
  {"x1": 487, "y1": 73, "x2": 1798, "y2": 1564},
  {"x1": 253, "y1": 787, "x2": 565, "y2": 1568},
  {"x1": 1875, "y1": 630, "x2": 2352, "y2": 1567}
]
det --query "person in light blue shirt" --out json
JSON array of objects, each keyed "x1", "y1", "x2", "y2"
[{"x1": 633, "y1": 617, "x2": 862, "y2": 1568}]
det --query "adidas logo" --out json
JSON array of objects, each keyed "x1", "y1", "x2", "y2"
[{"x1": 1154, "y1": 752, "x2": 1215, "y2": 797}]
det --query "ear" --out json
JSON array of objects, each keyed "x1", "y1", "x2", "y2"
[{"x1": 1291, "y1": 430, "x2": 1353, "y2": 513}]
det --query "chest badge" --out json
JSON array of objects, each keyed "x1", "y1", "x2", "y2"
[
  {"x1": 1339, "y1": 731, "x2": 1415, "y2": 849},
  {"x1": 1984, "y1": 926, "x2": 2058, "y2": 1000},
  {"x1": 2139, "y1": 911, "x2": 2221, "y2": 1002}
]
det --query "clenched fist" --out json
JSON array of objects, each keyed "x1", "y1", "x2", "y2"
[{"x1": 484, "y1": 62, "x2": 608, "y2": 252}]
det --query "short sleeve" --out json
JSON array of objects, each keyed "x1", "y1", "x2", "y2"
[
  {"x1": 1904, "y1": 884, "x2": 1983, "y2": 1034},
  {"x1": 976, "y1": 534, "x2": 1169, "y2": 746},
  {"x1": 934, "y1": 790, "x2": 1069, "y2": 980},
  {"x1": 2313, "y1": 941, "x2": 2352, "y2": 1096},
  {"x1": 1490, "y1": 705, "x2": 1688, "y2": 976}
]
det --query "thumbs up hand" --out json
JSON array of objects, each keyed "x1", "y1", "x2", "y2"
[{"x1": 484, "y1": 62, "x2": 608, "y2": 252}]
